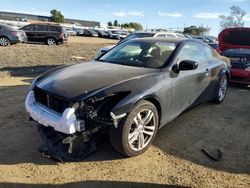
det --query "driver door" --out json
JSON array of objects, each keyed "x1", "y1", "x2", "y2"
[{"x1": 170, "y1": 42, "x2": 211, "y2": 117}]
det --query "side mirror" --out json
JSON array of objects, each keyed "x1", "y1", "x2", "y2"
[
  {"x1": 179, "y1": 60, "x2": 198, "y2": 71},
  {"x1": 172, "y1": 60, "x2": 198, "y2": 74}
]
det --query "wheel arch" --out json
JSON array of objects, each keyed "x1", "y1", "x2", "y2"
[
  {"x1": 0, "y1": 35, "x2": 9, "y2": 39},
  {"x1": 218, "y1": 68, "x2": 230, "y2": 84},
  {"x1": 142, "y1": 96, "x2": 162, "y2": 126}
]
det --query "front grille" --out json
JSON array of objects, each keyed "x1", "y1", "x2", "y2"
[
  {"x1": 34, "y1": 87, "x2": 71, "y2": 114},
  {"x1": 231, "y1": 62, "x2": 248, "y2": 69},
  {"x1": 228, "y1": 57, "x2": 250, "y2": 69}
]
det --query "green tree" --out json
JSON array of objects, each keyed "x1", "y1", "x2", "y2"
[
  {"x1": 129, "y1": 22, "x2": 143, "y2": 31},
  {"x1": 184, "y1": 26, "x2": 210, "y2": 35},
  {"x1": 113, "y1": 20, "x2": 118, "y2": 27},
  {"x1": 107, "y1": 21, "x2": 113, "y2": 26},
  {"x1": 219, "y1": 6, "x2": 247, "y2": 29},
  {"x1": 50, "y1": 9, "x2": 64, "y2": 23},
  {"x1": 121, "y1": 23, "x2": 130, "y2": 29},
  {"x1": 121, "y1": 22, "x2": 143, "y2": 31}
]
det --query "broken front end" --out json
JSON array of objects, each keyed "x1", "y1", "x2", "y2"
[{"x1": 25, "y1": 87, "x2": 128, "y2": 161}]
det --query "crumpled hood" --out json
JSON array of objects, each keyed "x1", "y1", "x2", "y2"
[
  {"x1": 36, "y1": 62, "x2": 158, "y2": 99},
  {"x1": 219, "y1": 27, "x2": 250, "y2": 51}
]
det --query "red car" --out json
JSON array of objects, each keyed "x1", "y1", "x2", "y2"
[{"x1": 219, "y1": 27, "x2": 250, "y2": 85}]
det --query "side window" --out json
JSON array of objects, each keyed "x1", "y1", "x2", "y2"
[
  {"x1": 167, "y1": 34, "x2": 175, "y2": 38},
  {"x1": 204, "y1": 46, "x2": 213, "y2": 59},
  {"x1": 23, "y1": 25, "x2": 34, "y2": 31},
  {"x1": 157, "y1": 34, "x2": 166, "y2": 37},
  {"x1": 0, "y1": 27, "x2": 2, "y2": 31},
  {"x1": 178, "y1": 43, "x2": 207, "y2": 65},
  {"x1": 49, "y1": 26, "x2": 59, "y2": 32},
  {"x1": 36, "y1": 25, "x2": 48, "y2": 31}
]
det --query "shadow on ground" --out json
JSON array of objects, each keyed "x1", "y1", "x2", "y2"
[
  {"x1": 0, "y1": 65, "x2": 63, "y2": 77},
  {"x1": 0, "y1": 83, "x2": 249, "y2": 175},
  {"x1": 0, "y1": 181, "x2": 187, "y2": 188}
]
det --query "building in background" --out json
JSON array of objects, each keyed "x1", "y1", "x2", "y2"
[{"x1": 0, "y1": 11, "x2": 100, "y2": 27}]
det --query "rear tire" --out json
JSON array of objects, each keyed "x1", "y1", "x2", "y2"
[
  {"x1": 109, "y1": 100, "x2": 159, "y2": 157},
  {"x1": 0, "y1": 37, "x2": 10, "y2": 46},
  {"x1": 47, "y1": 38, "x2": 57, "y2": 46},
  {"x1": 214, "y1": 75, "x2": 228, "y2": 104}
]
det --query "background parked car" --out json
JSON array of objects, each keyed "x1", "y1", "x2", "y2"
[
  {"x1": 94, "y1": 29, "x2": 109, "y2": 38},
  {"x1": 154, "y1": 32, "x2": 186, "y2": 38},
  {"x1": 219, "y1": 27, "x2": 250, "y2": 86},
  {"x1": 119, "y1": 32, "x2": 129, "y2": 40},
  {"x1": 108, "y1": 31, "x2": 121, "y2": 39},
  {"x1": 77, "y1": 29, "x2": 98, "y2": 37},
  {"x1": 66, "y1": 29, "x2": 77, "y2": 36},
  {"x1": 20, "y1": 23, "x2": 68, "y2": 45},
  {"x1": 0, "y1": 23, "x2": 27, "y2": 46},
  {"x1": 208, "y1": 42, "x2": 221, "y2": 54}
]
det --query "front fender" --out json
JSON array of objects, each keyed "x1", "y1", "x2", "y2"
[{"x1": 110, "y1": 79, "x2": 163, "y2": 116}]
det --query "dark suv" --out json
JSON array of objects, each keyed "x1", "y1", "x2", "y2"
[{"x1": 21, "y1": 23, "x2": 68, "y2": 45}]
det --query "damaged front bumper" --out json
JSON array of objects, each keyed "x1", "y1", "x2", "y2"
[
  {"x1": 25, "y1": 90, "x2": 127, "y2": 161},
  {"x1": 25, "y1": 91, "x2": 85, "y2": 134},
  {"x1": 37, "y1": 124, "x2": 97, "y2": 162}
]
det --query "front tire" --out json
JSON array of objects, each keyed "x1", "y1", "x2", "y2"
[
  {"x1": 214, "y1": 75, "x2": 228, "y2": 104},
  {"x1": 0, "y1": 37, "x2": 10, "y2": 46},
  {"x1": 109, "y1": 100, "x2": 159, "y2": 157}
]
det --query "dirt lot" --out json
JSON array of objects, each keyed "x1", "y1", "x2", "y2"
[{"x1": 0, "y1": 37, "x2": 249, "y2": 188}]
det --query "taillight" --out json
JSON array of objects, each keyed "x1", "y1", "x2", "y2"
[
  {"x1": 59, "y1": 33, "x2": 64, "y2": 39},
  {"x1": 11, "y1": 31, "x2": 18, "y2": 36}
]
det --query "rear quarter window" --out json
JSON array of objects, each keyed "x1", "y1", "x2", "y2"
[
  {"x1": 49, "y1": 26, "x2": 59, "y2": 32},
  {"x1": 156, "y1": 34, "x2": 166, "y2": 37},
  {"x1": 167, "y1": 34, "x2": 175, "y2": 38}
]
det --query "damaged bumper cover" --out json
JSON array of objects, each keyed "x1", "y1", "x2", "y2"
[
  {"x1": 37, "y1": 124, "x2": 97, "y2": 162},
  {"x1": 25, "y1": 91, "x2": 85, "y2": 134},
  {"x1": 25, "y1": 91, "x2": 127, "y2": 161}
]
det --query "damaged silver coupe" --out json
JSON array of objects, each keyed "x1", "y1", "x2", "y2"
[{"x1": 25, "y1": 38, "x2": 230, "y2": 161}]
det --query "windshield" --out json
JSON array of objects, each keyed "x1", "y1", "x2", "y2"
[{"x1": 98, "y1": 40, "x2": 176, "y2": 68}]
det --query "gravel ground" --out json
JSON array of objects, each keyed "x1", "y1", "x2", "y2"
[{"x1": 0, "y1": 37, "x2": 249, "y2": 188}]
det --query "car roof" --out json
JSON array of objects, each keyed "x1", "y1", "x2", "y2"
[
  {"x1": 29, "y1": 23, "x2": 61, "y2": 26},
  {"x1": 0, "y1": 23, "x2": 16, "y2": 30},
  {"x1": 134, "y1": 31, "x2": 156, "y2": 34},
  {"x1": 134, "y1": 31, "x2": 183, "y2": 35}
]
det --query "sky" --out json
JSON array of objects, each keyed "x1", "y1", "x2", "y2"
[{"x1": 1, "y1": 0, "x2": 250, "y2": 36}]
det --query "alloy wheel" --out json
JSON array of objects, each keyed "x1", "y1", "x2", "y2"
[
  {"x1": 218, "y1": 76, "x2": 228, "y2": 101},
  {"x1": 47, "y1": 38, "x2": 56, "y2": 46},
  {"x1": 0, "y1": 37, "x2": 10, "y2": 46},
  {"x1": 128, "y1": 109, "x2": 156, "y2": 151}
]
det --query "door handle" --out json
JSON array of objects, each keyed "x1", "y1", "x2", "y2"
[{"x1": 205, "y1": 69, "x2": 210, "y2": 76}]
